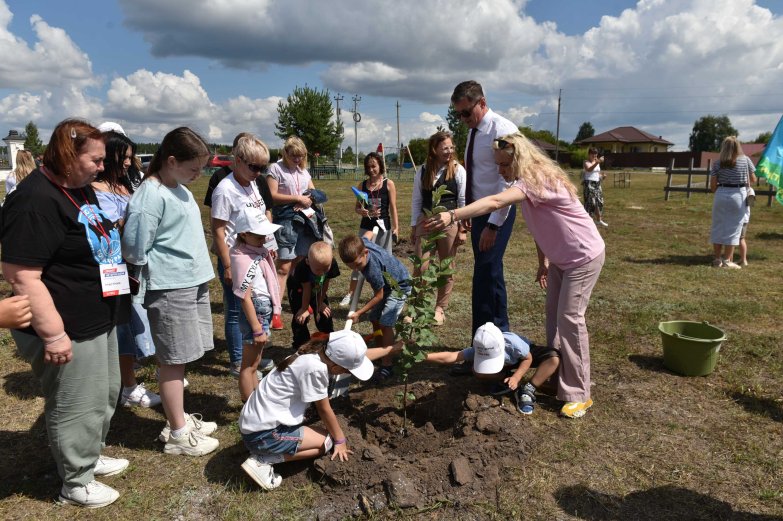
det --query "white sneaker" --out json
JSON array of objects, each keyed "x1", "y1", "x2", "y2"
[
  {"x1": 155, "y1": 368, "x2": 189, "y2": 388},
  {"x1": 339, "y1": 293, "x2": 352, "y2": 308},
  {"x1": 93, "y1": 455, "x2": 129, "y2": 477},
  {"x1": 59, "y1": 480, "x2": 119, "y2": 508},
  {"x1": 241, "y1": 455, "x2": 283, "y2": 490},
  {"x1": 722, "y1": 260, "x2": 741, "y2": 269},
  {"x1": 598, "y1": 220, "x2": 609, "y2": 227},
  {"x1": 158, "y1": 413, "x2": 217, "y2": 443},
  {"x1": 120, "y1": 383, "x2": 161, "y2": 408},
  {"x1": 163, "y1": 427, "x2": 219, "y2": 456}
]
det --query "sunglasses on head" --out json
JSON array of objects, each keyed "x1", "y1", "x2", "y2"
[
  {"x1": 493, "y1": 139, "x2": 512, "y2": 150},
  {"x1": 457, "y1": 99, "x2": 482, "y2": 118}
]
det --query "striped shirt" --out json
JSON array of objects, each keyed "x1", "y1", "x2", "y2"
[{"x1": 710, "y1": 156, "x2": 755, "y2": 186}]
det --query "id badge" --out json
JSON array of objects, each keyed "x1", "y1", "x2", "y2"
[{"x1": 100, "y1": 263, "x2": 131, "y2": 297}]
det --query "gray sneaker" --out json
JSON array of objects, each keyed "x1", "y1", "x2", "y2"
[
  {"x1": 241, "y1": 455, "x2": 282, "y2": 490},
  {"x1": 59, "y1": 480, "x2": 119, "y2": 508},
  {"x1": 230, "y1": 361, "x2": 271, "y2": 379},
  {"x1": 93, "y1": 455, "x2": 129, "y2": 477},
  {"x1": 158, "y1": 413, "x2": 217, "y2": 443},
  {"x1": 163, "y1": 427, "x2": 219, "y2": 456}
]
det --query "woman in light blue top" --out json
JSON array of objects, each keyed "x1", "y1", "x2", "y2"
[
  {"x1": 122, "y1": 127, "x2": 219, "y2": 457},
  {"x1": 94, "y1": 128, "x2": 160, "y2": 408}
]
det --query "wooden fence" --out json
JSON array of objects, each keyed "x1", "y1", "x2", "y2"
[{"x1": 664, "y1": 158, "x2": 778, "y2": 206}]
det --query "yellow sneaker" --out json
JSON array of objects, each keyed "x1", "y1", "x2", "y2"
[{"x1": 560, "y1": 398, "x2": 593, "y2": 418}]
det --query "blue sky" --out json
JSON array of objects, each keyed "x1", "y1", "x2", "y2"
[{"x1": 1, "y1": 0, "x2": 782, "y2": 151}]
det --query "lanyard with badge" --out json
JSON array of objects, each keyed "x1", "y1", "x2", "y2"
[{"x1": 46, "y1": 169, "x2": 130, "y2": 297}]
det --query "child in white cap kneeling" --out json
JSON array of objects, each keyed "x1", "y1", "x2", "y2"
[
  {"x1": 425, "y1": 322, "x2": 560, "y2": 415},
  {"x1": 238, "y1": 330, "x2": 401, "y2": 490}
]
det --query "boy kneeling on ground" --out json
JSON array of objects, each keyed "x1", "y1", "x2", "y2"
[{"x1": 425, "y1": 322, "x2": 560, "y2": 415}]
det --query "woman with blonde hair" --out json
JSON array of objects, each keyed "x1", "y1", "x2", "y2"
[
  {"x1": 267, "y1": 136, "x2": 318, "y2": 328},
  {"x1": 5, "y1": 149, "x2": 36, "y2": 195},
  {"x1": 426, "y1": 132, "x2": 605, "y2": 419},
  {"x1": 709, "y1": 136, "x2": 756, "y2": 269},
  {"x1": 410, "y1": 130, "x2": 466, "y2": 325}
]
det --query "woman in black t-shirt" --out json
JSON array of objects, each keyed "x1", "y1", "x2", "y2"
[
  {"x1": 409, "y1": 131, "x2": 467, "y2": 326},
  {"x1": 0, "y1": 119, "x2": 125, "y2": 508}
]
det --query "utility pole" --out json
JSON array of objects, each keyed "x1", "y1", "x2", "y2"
[
  {"x1": 352, "y1": 94, "x2": 362, "y2": 168},
  {"x1": 334, "y1": 93, "x2": 343, "y2": 165},
  {"x1": 396, "y1": 101, "x2": 401, "y2": 167},
  {"x1": 555, "y1": 88, "x2": 562, "y2": 163}
]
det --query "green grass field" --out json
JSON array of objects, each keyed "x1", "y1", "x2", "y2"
[{"x1": 1, "y1": 172, "x2": 781, "y2": 520}]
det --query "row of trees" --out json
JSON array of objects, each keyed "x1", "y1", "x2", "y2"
[{"x1": 17, "y1": 90, "x2": 773, "y2": 167}]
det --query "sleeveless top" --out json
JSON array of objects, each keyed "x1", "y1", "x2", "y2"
[
  {"x1": 360, "y1": 178, "x2": 391, "y2": 230},
  {"x1": 420, "y1": 166, "x2": 458, "y2": 211}
]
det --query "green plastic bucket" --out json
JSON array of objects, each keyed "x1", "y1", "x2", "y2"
[{"x1": 658, "y1": 321, "x2": 727, "y2": 376}]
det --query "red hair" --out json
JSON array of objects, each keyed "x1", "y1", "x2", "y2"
[{"x1": 43, "y1": 118, "x2": 103, "y2": 178}]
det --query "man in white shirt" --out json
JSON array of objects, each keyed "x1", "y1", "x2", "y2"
[{"x1": 451, "y1": 81, "x2": 519, "y2": 335}]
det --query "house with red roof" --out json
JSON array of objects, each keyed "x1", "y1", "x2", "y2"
[{"x1": 577, "y1": 126, "x2": 673, "y2": 153}]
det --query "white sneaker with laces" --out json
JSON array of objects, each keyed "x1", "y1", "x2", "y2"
[
  {"x1": 339, "y1": 293, "x2": 352, "y2": 308},
  {"x1": 120, "y1": 382, "x2": 161, "y2": 408},
  {"x1": 93, "y1": 455, "x2": 129, "y2": 477},
  {"x1": 158, "y1": 413, "x2": 217, "y2": 443},
  {"x1": 241, "y1": 455, "x2": 283, "y2": 490},
  {"x1": 59, "y1": 480, "x2": 119, "y2": 508},
  {"x1": 163, "y1": 427, "x2": 219, "y2": 456}
]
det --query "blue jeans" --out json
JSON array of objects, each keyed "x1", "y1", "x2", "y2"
[
  {"x1": 116, "y1": 303, "x2": 156, "y2": 358},
  {"x1": 217, "y1": 257, "x2": 242, "y2": 365},
  {"x1": 470, "y1": 205, "x2": 516, "y2": 335}
]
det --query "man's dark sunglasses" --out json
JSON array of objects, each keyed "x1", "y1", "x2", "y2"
[{"x1": 457, "y1": 99, "x2": 482, "y2": 118}]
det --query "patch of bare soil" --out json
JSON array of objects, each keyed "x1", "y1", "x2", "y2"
[{"x1": 281, "y1": 373, "x2": 541, "y2": 520}]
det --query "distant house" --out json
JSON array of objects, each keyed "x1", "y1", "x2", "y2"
[
  {"x1": 528, "y1": 138, "x2": 571, "y2": 164},
  {"x1": 577, "y1": 126, "x2": 673, "y2": 153},
  {"x1": 701, "y1": 142, "x2": 766, "y2": 167}
]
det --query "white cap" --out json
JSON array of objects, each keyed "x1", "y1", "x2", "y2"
[
  {"x1": 325, "y1": 330, "x2": 374, "y2": 381},
  {"x1": 234, "y1": 207, "x2": 281, "y2": 236},
  {"x1": 97, "y1": 121, "x2": 126, "y2": 136},
  {"x1": 472, "y1": 322, "x2": 505, "y2": 375}
]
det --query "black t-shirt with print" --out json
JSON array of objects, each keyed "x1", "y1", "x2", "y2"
[
  {"x1": 288, "y1": 257, "x2": 340, "y2": 292},
  {"x1": 0, "y1": 169, "x2": 120, "y2": 340}
]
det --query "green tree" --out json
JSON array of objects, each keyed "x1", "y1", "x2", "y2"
[
  {"x1": 519, "y1": 126, "x2": 559, "y2": 145},
  {"x1": 688, "y1": 115, "x2": 738, "y2": 153},
  {"x1": 752, "y1": 131, "x2": 772, "y2": 144},
  {"x1": 23, "y1": 121, "x2": 44, "y2": 156},
  {"x1": 407, "y1": 138, "x2": 428, "y2": 166},
  {"x1": 574, "y1": 121, "x2": 595, "y2": 143},
  {"x1": 446, "y1": 105, "x2": 468, "y2": 159},
  {"x1": 275, "y1": 86, "x2": 344, "y2": 162},
  {"x1": 342, "y1": 146, "x2": 355, "y2": 166}
]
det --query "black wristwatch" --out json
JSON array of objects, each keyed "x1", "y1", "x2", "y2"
[{"x1": 487, "y1": 223, "x2": 499, "y2": 231}]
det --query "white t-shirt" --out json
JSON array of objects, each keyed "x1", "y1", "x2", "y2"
[
  {"x1": 583, "y1": 162, "x2": 601, "y2": 182},
  {"x1": 211, "y1": 173, "x2": 275, "y2": 250},
  {"x1": 239, "y1": 353, "x2": 329, "y2": 433}
]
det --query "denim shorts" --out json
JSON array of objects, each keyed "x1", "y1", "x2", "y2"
[
  {"x1": 278, "y1": 228, "x2": 317, "y2": 261},
  {"x1": 116, "y1": 303, "x2": 156, "y2": 358},
  {"x1": 238, "y1": 296, "x2": 272, "y2": 345},
  {"x1": 366, "y1": 290, "x2": 409, "y2": 327},
  {"x1": 242, "y1": 424, "x2": 303, "y2": 456}
]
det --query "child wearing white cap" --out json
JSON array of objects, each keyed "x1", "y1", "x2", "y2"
[
  {"x1": 230, "y1": 207, "x2": 282, "y2": 401},
  {"x1": 238, "y1": 330, "x2": 401, "y2": 490},
  {"x1": 425, "y1": 322, "x2": 560, "y2": 415}
]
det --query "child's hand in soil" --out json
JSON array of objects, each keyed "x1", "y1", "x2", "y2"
[{"x1": 331, "y1": 443, "x2": 353, "y2": 462}]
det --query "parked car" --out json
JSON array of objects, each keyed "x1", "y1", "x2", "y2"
[
  {"x1": 208, "y1": 154, "x2": 234, "y2": 168},
  {"x1": 137, "y1": 153, "x2": 154, "y2": 173}
]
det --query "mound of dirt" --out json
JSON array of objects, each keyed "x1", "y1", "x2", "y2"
[{"x1": 285, "y1": 377, "x2": 534, "y2": 520}]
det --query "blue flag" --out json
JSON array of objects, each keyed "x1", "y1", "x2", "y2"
[
  {"x1": 757, "y1": 115, "x2": 783, "y2": 206},
  {"x1": 351, "y1": 186, "x2": 369, "y2": 206}
]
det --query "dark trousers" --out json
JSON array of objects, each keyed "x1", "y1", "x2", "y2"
[
  {"x1": 287, "y1": 284, "x2": 334, "y2": 348},
  {"x1": 470, "y1": 204, "x2": 516, "y2": 335}
]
